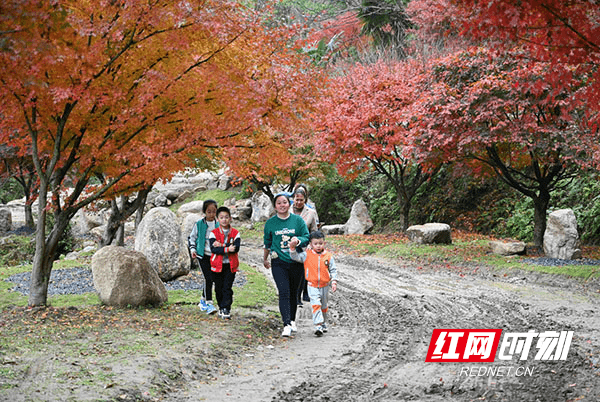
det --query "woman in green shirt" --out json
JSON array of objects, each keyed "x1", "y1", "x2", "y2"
[{"x1": 263, "y1": 193, "x2": 309, "y2": 337}]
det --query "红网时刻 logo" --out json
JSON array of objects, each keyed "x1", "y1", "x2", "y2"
[{"x1": 425, "y1": 329, "x2": 573, "y2": 363}]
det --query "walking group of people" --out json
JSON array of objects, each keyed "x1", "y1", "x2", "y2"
[{"x1": 188, "y1": 185, "x2": 338, "y2": 337}]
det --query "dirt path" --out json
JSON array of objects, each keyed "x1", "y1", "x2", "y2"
[
  {"x1": 176, "y1": 242, "x2": 600, "y2": 401},
  {"x1": 2, "y1": 240, "x2": 597, "y2": 401}
]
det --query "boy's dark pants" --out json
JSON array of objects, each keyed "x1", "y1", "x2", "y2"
[{"x1": 212, "y1": 263, "x2": 236, "y2": 310}]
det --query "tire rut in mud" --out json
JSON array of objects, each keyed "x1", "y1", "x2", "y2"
[{"x1": 274, "y1": 255, "x2": 600, "y2": 402}]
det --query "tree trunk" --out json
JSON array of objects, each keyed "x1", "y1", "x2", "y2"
[
  {"x1": 102, "y1": 197, "x2": 123, "y2": 247},
  {"x1": 400, "y1": 201, "x2": 410, "y2": 231},
  {"x1": 29, "y1": 201, "x2": 49, "y2": 306},
  {"x1": 532, "y1": 191, "x2": 550, "y2": 249},
  {"x1": 103, "y1": 189, "x2": 151, "y2": 247},
  {"x1": 28, "y1": 207, "x2": 71, "y2": 306},
  {"x1": 395, "y1": 190, "x2": 411, "y2": 231},
  {"x1": 115, "y1": 223, "x2": 125, "y2": 246},
  {"x1": 24, "y1": 202, "x2": 34, "y2": 229},
  {"x1": 135, "y1": 192, "x2": 147, "y2": 230}
]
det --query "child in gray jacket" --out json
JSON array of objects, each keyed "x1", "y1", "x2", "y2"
[{"x1": 289, "y1": 230, "x2": 338, "y2": 336}]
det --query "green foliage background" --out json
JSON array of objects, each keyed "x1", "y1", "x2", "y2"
[{"x1": 308, "y1": 165, "x2": 600, "y2": 245}]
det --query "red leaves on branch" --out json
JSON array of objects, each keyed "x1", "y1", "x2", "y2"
[
  {"x1": 314, "y1": 59, "x2": 424, "y2": 175},
  {"x1": 449, "y1": 0, "x2": 600, "y2": 152},
  {"x1": 413, "y1": 46, "x2": 586, "y2": 167}
]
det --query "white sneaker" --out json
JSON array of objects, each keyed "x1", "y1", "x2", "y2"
[
  {"x1": 290, "y1": 321, "x2": 297, "y2": 332},
  {"x1": 314, "y1": 325, "x2": 323, "y2": 337},
  {"x1": 282, "y1": 325, "x2": 292, "y2": 337}
]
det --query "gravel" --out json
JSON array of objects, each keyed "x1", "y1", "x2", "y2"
[
  {"x1": 520, "y1": 257, "x2": 600, "y2": 266},
  {"x1": 5, "y1": 256, "x2": 598, "y2": 296},
  {"x1": 5, "y1": 267, "x2": 246, "y2": 296}
]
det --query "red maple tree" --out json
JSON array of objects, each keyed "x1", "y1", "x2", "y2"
[
  {"x1": 412, "y1": 47, "x2": 586, "y2": 246},
  {"x1": 314, "y1": 59, "x2": 441, "y2": 230}
]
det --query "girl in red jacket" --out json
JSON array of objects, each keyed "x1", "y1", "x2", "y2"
[{"x1": 209, "y1": 206, "x2": 241, "y2": 320}]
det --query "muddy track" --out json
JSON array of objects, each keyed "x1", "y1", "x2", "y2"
[{"x1": 201, "y1": 243, "x2": 600, "y2": 402}]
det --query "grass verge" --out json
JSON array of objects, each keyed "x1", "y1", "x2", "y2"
[{"x1": 329, "y1": 231, "x2": 600, "y2": 281}]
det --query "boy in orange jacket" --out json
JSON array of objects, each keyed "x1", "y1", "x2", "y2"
[{"x1": 289, "y1": 230, "x2": 338, "y2": 336}]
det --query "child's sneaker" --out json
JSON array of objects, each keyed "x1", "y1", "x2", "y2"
[
  {"x1": 314, "y1": 325, "x2": 323, "y2": 337},
  {"x1": 221, "y1": 308, "x2": 231, "y2": 320},
  {"x1": 322, "y1": 323, "x2": 328, "y2": 333},
  {"x1": 282, "y1": 325, "x2": 292, "y2": 337},
  {"x1": 198, "y1": 299, "x2": 208, "y2": 311},
  {"x1": 290, "y1": 321, "x2": 297, "y2": 333},
  {"x1": 206, "y1": 304, "x2": 217, "y2": 315}
]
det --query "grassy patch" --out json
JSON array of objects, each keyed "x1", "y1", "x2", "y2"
[
  {"x1": 165, "y1": 262, "x2": 277, "y2": 309},
  {"x1": 0, "y1": 301, "x2": 282, "y2": 399},
  {"x1": 234, "y1": 262, "x2": 277, "y2": 309},
  {"x1": 240, "y1": 221, "x2": 266, "y2": 242},
  {"x1": 329, "y1": 232, "x2": 600, "y2": 281},
  {"x1": 192, "y1": 189, "x2": 241, "y2": 206}
]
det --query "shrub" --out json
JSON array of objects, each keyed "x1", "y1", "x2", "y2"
[
  {"x1": 550, "y1": 173, "x2": 600, "y2": 244},
  {"x1": 0, "y1": 235, "x2": 35, "y2": 266},
  {"x1": 309, "y1": 168, "x2": 366, "y2": 226}
]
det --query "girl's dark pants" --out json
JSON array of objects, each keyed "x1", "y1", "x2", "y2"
[
  {"x1": 212, "y1": 263, "x2": 236, "y2": 310},
  {"x1": 271, "y1": 258, "x2": 304, "y2": 326},
  {"x1": 198, "y1": 255, "x2": 214, "y2": 301}
]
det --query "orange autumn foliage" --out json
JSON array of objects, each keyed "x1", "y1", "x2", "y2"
[{"x1": 0, "y1": 0, "x2": 316, "y2": 305}]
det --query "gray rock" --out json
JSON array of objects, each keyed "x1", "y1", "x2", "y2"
[
  {"x1": 0, "y1": 208, "x2": 12, "y2": 233},
  {"x1": 217, "y1": 175, "x2": 231, "y2": 191},
  {"x1": 190, "y1": 171, "x2": 217, "y2": 187},
  {"x1": 344, "y1": 199, "x2": 373, "y2": 235},
  {"x1": 181, "y1": 212, "x2": 202, "y2": 266},
  {"x1": 70, "y1": 209, "x2": 105, "y2": 238},
  {"x1": 134, "y1": 207, "x2": 190, "y2": 281},
  {"x1": 229, "y1": 199, "x2": 252, "y2": 221},
  {"x1": 406, "y1": 223, "x2": 452, "y2": 244},
  {"x1": 321, "y1": 224, "x2": 345, "y2": 235},
  {"x1": 489, "y1": 240, "x2": 526, "y2": 256},
  {"x1": 177, "y1": 200, "x2": 205, "y2": 217},
  {"x1": 152, "y1": 193, "x2": 168, "y2": 207},
  {"x1": 174, "y1": 189, "x2": 195, "y2": 204},
  {"x1": 92, "y1": 245, "x2": 167, "y2": 307},
  {"x1": 543, "y1": 209, "x2": 581, "y2": 260},
  {"x1": 251, "y1": 193, "x2": 275, "y2": 222}
]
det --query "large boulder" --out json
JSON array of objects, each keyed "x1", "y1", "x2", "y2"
[
  {"x1": 190, "y1": 171, "x2": 218, "y2": 189},
  {"x1": 251, "y1": 193, "x2": 275, "y2": 222},
  {"x1": 134, "y1": 207, "x2": 190, "y2": 281},
  {"x1": 181, "y1": 212, "x2": 202, "y2": 268},
  {"x1": 543, "y1": 209, "x2": 582, "y2": 260},
  {"x1": 217, "y1": 174, "x2": 231, "y2": 191},
  {"x1": 0, "y1": 208, "x2": 12, "y2": 233},
  {"x1": 92, "y1": 246, "x2": 167, "y2": 307},
  {"x1": 344, "y1": 199, "x2": 373, "y2": 235},
  {"x1": 407, "y1": 223, "x2": 452, "y2": 244},
  {"x1": 489, "y1": 240, "x2": 526, "y2": 256}
]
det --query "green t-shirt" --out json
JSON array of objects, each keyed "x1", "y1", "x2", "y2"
[{"x1": 264, "y1": 214, "x2": 309, "y2": 263}]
